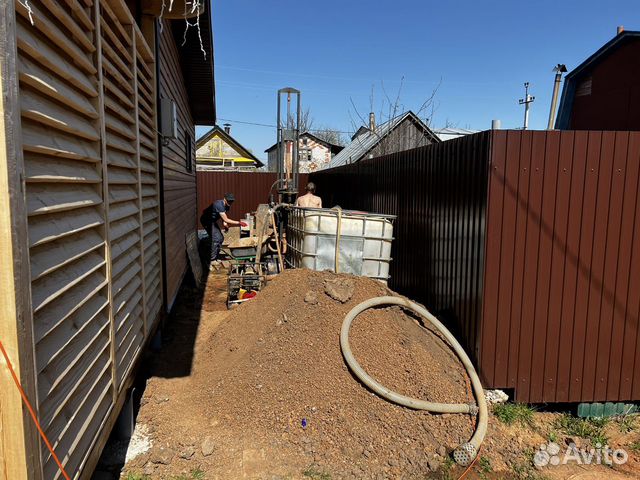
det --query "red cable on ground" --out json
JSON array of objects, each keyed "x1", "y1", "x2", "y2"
[
  {"x1": 457, "y1": 446, "x2": 481, "y2": 480},
  {"x1": 0, "y1": 340, "x2": 72, "y2": 480}
]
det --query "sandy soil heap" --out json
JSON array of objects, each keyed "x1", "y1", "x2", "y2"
[
  {"x1": 144, "y1": 270, "x2": 477, "y2": 478},
  {"x1": 124, "y1": 269, "x2": 640, "y2": 480}
]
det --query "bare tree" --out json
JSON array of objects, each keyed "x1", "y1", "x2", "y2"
[
  {"x1": 285, "y1": 107, "x2": 345, "y2": 145},
  {"x1": 348, "y1": 77, "x2": 442, "y2": 158},
  {"x1": 312, "y1": 127, "x2": 346, "y2": 146},
  {"x1": 285, "y1": 107, "x2": 314, "y2": 132}
]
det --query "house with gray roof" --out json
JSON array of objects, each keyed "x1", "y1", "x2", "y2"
[{"x1": 328, "y1": 111, "x2": 440, "y2": 168}]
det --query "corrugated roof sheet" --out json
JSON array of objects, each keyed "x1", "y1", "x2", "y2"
[
  {"x1": 434, "y1": 127, "x2": 479, "y2": 142},
  {"x1": 328, "y1": 111, "x2": 439, "y2": 168}
]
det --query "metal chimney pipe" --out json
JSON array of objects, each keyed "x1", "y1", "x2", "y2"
[
  {"x1": 369, "y1": 112, "x2": 376, "y2": 132},
  {"x1": 547, "y1": 64, "x2": 567, "y2": 130},
  {"x1": 223, "y1": 123, "x2": 231, "y2": 134},
  {"x1": 491, "y1": 119, "x2": 501, "y2": 130},
  {"x1": 617, "y1": 25, "x2": 624, "y2": 35}
]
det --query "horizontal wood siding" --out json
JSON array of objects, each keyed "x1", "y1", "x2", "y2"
[
  {"x1": 2, "y1": 1, "x2": 162, "y2": 477},
  {"x1": 0, "y1": 1, "x2": 41, "y2": 477},
  {"x1": 158, "y1": 19, "x2": 196, "y2": 311},
  {"x1": 100, "y1": 1, "x2": 145, "y2": 399},
  {"x1": 136, "y1": 28, "x2": 162, "y2": 334}
]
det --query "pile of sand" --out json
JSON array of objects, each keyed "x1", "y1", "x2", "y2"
[
  {"x1": 186, "y1": 269, "x2": 474, "y2": 478},
  {"x1": 125, "y1": 269, "x2": 640, "y2": 479}
]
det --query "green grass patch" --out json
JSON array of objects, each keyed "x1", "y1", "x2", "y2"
[
  {"x1": 493, "y1": 403, "x2": 536, "y2": 427},
  {"x1": 554, "y1": 414, "x2": 609, "y2": 445},
  {"x1": 190, "y1": 468, "x2": 206, "y2": 480},
  {"x1": 438, "y1": 456, "x2": 456, "y2": 480},
  {"x1": 617, "y1": 415, "x2": 637, "y2": 433},
  {"x1": 169, "y1": 469, "x2": 207, "y2": 480},
  {"x1": 303, "y1": 465, "x2": 331, "y2": 480},
  {"x1": 629, "y1": 441, "x2": 640, "y2": 452},
  {"x1": 125, "y1": 474, "x2": 150, "y2": 480},
  {"x1": 511, "y1": 449, "x2": 550, "y2": 480},
  {"x1": 477, "y1": 456, "x2": 492, "y2": 479}
]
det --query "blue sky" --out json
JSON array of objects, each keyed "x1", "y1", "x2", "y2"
[{"x1": 196, "y1": 0, "x2": 639, "y2": 162}]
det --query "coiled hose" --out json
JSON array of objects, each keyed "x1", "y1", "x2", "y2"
[{"x1": 340, "y1": 296, "x2": 488, "y2": 466}]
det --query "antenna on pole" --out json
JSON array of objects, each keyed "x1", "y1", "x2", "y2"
[{"x1": 518, "y1": 82, "x2": 535, "y2": 130}]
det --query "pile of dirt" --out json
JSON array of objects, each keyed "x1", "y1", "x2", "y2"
[
  {"x1": 131, "y1": 269, "x2": 478, "y2": 479},
  {"x1": 123, "y1": 269, "x2": 640, "y2": 480},
  {"x1": 202, "y1": 269, "x2": 474, "y2": 476}
]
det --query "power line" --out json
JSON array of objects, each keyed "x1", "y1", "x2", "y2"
[
  {"x1": 218, "y1": 118, "x2": 276, "y2": 128},
  {"x1": 217, "y1": 117, "x2": 355, "y2": 135}
]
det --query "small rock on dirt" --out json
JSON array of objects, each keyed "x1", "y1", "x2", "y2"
[
  {"x1": 143, "y1": 463, "x2": 155, "y2": 476},
  {"x1": 276, "y1": 313, "x2": 288, "y2": 326},
  {"x1": 201, "y1": 436, "x2": 215, "y2": 456},
  {"x1": 323, "y1": 277, "x2": 355, "y2": 303},
  {"x1": 427, "y1": 458, "x2": 441, "y2": 471},
  {"x1": 304, "y1": 291, "x2": 318, "y2": 304},
  {"x1": 437, "y1": 445, "x2": 447, "y2": 457},
  {"x1": 150, "y1": 446, "x2": 174, "y2": 465},
  {"x1": 178, "y1": 445, "x2": 195, "y2": 460}
]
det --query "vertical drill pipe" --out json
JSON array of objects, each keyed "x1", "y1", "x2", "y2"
[
  {"x1": 286, "y1": 93, "x2": 292, "y2": 188},
  {"x1": 276, "y1": 90, "x2": 282, "y2": 185},
  {"x1": 293, "y1": 92, "x2": 301, "y2": 192}
]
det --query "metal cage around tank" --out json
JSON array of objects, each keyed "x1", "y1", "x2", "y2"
[{"x1": 286, "y1": 207, "x2": 396, "y2": 282}]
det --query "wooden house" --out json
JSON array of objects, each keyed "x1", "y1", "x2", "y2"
[
  {"x1": 196, "y1": 124, "x2": 263, "y2": 170},
  {"x1": 265, "y1": 131, "x2": 343, "y2": 173},
  {"x1": 556, "y1": 28, "x2": 640, "y2": 131},
  {"x1": 0, "y1": 0, "x2": 214, "y2": 478},
  {"x1": 328, "y1": 111, "x2": 440, "y2": 168}
]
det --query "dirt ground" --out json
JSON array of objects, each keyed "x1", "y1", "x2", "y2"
[{"x1": 118, "y1": 268, "x2": 640, "y2": 480}]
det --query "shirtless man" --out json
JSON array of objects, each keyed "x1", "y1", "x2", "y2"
[{"x1": 295, "y1": 182, "x2": 322, "y2": 208}]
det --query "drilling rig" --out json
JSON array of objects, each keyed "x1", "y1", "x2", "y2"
[{"x1": 273, "y1": 87, "x2": 301, "y2": 205}]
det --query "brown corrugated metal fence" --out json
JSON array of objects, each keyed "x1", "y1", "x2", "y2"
[
  {"x1": 311, "y1": 129, "x2": 640, "y2": 404},
  {"x1": 483, "y1": 130, "x2": 640, "y2": 403},
  {"x1": 311, "y1": 132, "x2": 492, "y2": 364},
  {"x1": 196, "y1": 171, "x2": 308, "y2": 224}
]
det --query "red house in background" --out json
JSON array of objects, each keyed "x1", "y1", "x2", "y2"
[{"x1": 555, "y1": 29, "x2": 640, "y2": 130}]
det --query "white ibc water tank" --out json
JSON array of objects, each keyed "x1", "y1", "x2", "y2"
[{"x1": 287, "y1": 207, "x2": 396, "y2": 282}]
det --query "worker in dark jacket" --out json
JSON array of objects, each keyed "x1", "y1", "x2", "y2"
[{"x1": 200, "y1": 193, "x2": 245, "y2": 264}]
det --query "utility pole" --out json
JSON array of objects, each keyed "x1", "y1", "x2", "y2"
[
  {"x1": 547, "y1": 64, "x2": 567, "y2": 129},
  {"x1": 518, "y1": 82, "x2": 535, "y2": 130}
]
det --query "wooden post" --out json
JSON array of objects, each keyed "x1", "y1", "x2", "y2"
[{"x1": 0, "y1": 2, "x2": 43, "y2": 478}]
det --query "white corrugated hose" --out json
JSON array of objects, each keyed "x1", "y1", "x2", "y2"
[{"x1": 340, "y1": 296, "x2": 488, "y2": 466}]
